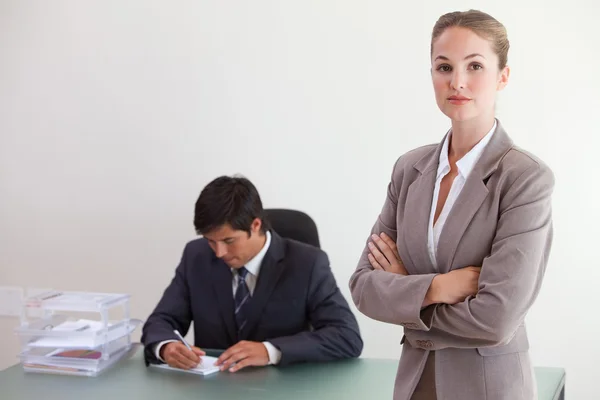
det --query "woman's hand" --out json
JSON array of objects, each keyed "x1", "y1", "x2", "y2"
[
  {"x1": 367, "y1": 232, "x2": 408, "y2": 275},
  {"x1": 428, "y1": 266, "x2": 481, "y2": 305}
]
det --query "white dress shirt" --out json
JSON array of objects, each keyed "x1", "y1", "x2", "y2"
[
  {"x1": 427, "y1": 120, "x2": 497, "y2": 268},
  {"x1": 155, "y1": 231, "x2": 282, "y2": 365}
]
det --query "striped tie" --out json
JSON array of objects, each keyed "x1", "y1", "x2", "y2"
[{"x1": 234, "y1": 267, "x2": 252, "y2": 334}]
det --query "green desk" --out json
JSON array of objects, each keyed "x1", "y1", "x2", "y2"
[{"x1": 0, "y1": 348, "x2": 565, "y2": 400}]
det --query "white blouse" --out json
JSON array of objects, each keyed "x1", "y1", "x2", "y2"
[{"x1": 427, "y1": 120, "x2": 497, "y2": 269}]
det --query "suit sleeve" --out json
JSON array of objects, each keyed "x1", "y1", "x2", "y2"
[
  {"x1": 141, "y1": 244, "x2": 193, "y2": 364},
  {"x1": 405, "y1": 162, "x2": 554, "y2": 350},
  {"x1": 269, "y1": 252, "x2": 364, "y2": 365},
  {"x1": 349, "y1": 157, "x2": 439, "y2": 330}
]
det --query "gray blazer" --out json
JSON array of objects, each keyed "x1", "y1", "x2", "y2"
[{"x1": 349, "y1": 121, "x2": 554, "y2": 400}]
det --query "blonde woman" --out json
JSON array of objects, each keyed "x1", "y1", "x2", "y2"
[{"x1": 350, "y1": 10, "x2": 553, "y2": 400}]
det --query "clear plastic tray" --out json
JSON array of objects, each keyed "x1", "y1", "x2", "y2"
[
  {"x1": 20, "y1": 334, "x2": 131, "y2": 368},
  {"x1": 23, "y1": 291, "x2": 130, "y2": 312},
  {"x1": 16, "y1": 315, "x2": 142, "y2": 349},
  {"x1": 16, "y1": 289, "x2": 141, "y2": 377},
  {"x1": 22, "y1": 344, "x2": 136, "y2": 377}
]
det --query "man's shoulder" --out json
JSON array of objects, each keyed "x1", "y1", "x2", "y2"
[
  {"x1": 278, "y1": 236, "x2": 328, "y2": 267},
  {"x1": 181, "y1": 237, "x2": 213, "y2": 259}
]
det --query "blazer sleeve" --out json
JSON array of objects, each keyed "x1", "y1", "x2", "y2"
[
  {"x1": 405, "y1": 162, "x2": 554, "y2": 350},
  {"x1": 269, "y1": 251, "x2": 364, "y2": 365},
  {"x1": 141, "y1": 244, "x2": 194, "y2": 364},
  {"x1": 349, "y1": 156, "x2": 439, "y2": 330}
]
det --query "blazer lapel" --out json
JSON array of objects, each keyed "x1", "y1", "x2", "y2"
[
  {"x1": 436, "y1": 121, "x2": 514, "y2": 272},
  {"x1": 403, "y1": 140, "x2": 443, "y2": 273},
  {"x1": 210, "y1": 258, "x2": 237, "y2": 344},
  {"x1": 239, "y1": 232, "x2": 286, "y2": 340},
  {"x1": 435, "y1": 175, "x2": 489, "y2": 273}
]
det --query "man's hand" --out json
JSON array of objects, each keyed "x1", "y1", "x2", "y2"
[
  {"x1": 428, "y1": 266, "x2": 481, "y2": 305},
  {"x1": 367, "y1": 232, "x2": 408, "y2": 275},
  {"x1": 160, "y1": 342, "x2": 205, "y2": 370},
  {"x1": 215, "y1": 341, "x2": 269, "y2": 373}
]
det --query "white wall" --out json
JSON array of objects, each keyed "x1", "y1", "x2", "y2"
[{"x1": 1, "y1": 0, "x2": 598, "y2": 397}]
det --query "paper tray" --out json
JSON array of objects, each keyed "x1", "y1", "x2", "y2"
[
  {"x1": 23, "y1": 291, "x2": 130, "y2": 312},
  {"x1": 20, "y1": 334, "x2": 132, "y2": 368},
  {"x1": 22, "y1": 345, "x2": 137, "y2": 377},
  {"x1": 17, "y1": 316, "x2": 142, "y2": 349}
]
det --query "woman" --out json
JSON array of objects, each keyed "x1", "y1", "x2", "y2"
[{"x1": 349, "y1": 10, "x2": 553, "y2": 400}]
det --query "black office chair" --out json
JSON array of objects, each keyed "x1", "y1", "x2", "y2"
[{"x1": 264, "y1": 209, "x2": 320, "y2": 248}]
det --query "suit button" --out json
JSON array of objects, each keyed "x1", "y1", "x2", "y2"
[{"x1": 416, "y1": 340, "x2": 434, "y2": 349}]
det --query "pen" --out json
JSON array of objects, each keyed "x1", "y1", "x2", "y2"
[{"x1": 173, "y1": 329, "x2": 193, "y2": 352}]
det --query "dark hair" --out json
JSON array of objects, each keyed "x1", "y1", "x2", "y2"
[{"x1": 194, "y1": 175, "x2": 270, "y2": 235}]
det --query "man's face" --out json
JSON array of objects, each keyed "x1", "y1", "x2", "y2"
[{"x1": 203, "y1": 219, "x2": 263, "y2": 269}]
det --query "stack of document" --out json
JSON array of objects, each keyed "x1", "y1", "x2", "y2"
[
  {"x1": 16, "y1": 291, "x2": 142, "y2": 377},
  {"x1": 19, "y1": 319, "x2": 137, "y2": 375}
]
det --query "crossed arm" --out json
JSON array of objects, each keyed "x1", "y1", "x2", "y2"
[{"x1": 350, "y1": 162, "x2": 554, "y2": 350}]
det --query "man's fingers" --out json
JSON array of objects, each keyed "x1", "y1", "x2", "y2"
[
  {"x1": 169, "y1": 342, "x2": 200, "y2": 361},
  {"x1": 217, "y1": 344, "x2": 245, "y2": 369},
  {"x1": 229, "y1": 357, "x2": 252, "y2": 373},
  {"x1": 216, "y1": 352, "x2": 231, "y2": 366},
  {"x1": 192, "y1": 346, "x2": 206, "y2": 357},
  {"x1": 179, "y1": 349, "x2": 200, "y2": 368},
  {"x1": 176, "y1": 359, "x2": 196, "y2": 370},
  {"x1": 220, "y1": 351, "x2": 247, "y2": 371},
  {"x1": 170, "y1": 353, "x2": 197, "y2": 370},
  {"x1": 216, "y1": 346, "x2": 237, "y2": 366},
  {"x1": 168, "y1": 344, "x2": 200, "y2": 369},
  {"x1": 178, "y1": 347, "x2": 200, "y2": 365}
]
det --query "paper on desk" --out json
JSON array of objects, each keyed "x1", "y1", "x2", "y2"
[{"x1": 150, "y1": 356, "x2": 220, "y2": 376}]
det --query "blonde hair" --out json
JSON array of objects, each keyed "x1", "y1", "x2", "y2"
[{"x1": 431, "y1": 10, "x2": 510, "y2": 70}]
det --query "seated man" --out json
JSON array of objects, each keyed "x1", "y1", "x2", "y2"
[{"x1": 141, "y1": 175, "x2": 363, "y2": 372}]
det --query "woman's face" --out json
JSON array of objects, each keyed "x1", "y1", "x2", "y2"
[{"x1": 431, "y1": 27, "x2": 509, "y2": 124}]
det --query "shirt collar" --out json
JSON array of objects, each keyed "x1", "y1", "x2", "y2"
[
  {"x1": 234, "y1": 230, "x2": 271, "y2": 277},
  {"x1": 437, "y1": 119, "x2": 497, "y2": 180},
  {"x1": 437, "y1": 133, "x2": 451, "y2": 179}
]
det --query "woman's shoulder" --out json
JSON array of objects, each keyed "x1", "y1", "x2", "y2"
[
  {"x1": 503, "y1": 145, "x2": 549, "y2": 167},
  {"x1": 404, "y1": 143, "x2": 439, "y2": 161},
  {"x1": 494, "y1": 145, "x2": 555, "y2": 199},
  {"x1": 501, "y1": 146, "x2": 554, "y2": 181},
  {"x1": 390, "y1": 143, "x2": 438, "y2": 177}
]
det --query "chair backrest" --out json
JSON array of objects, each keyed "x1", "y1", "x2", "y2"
[{"x1": 264, "y1": 209, "x2": 320, "y2": 248}]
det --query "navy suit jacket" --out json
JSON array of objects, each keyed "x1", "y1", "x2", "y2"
[{"x1": 141, "y1": 231, "x2": 363, "y2": 366}]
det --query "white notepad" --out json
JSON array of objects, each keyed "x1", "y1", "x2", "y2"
[{"x1": 150, "y1": 356, "x2": 220, "y2": 376}]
